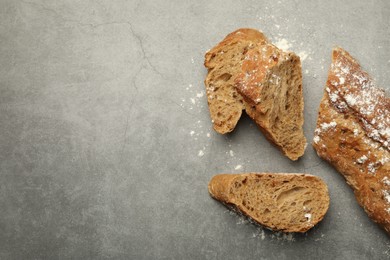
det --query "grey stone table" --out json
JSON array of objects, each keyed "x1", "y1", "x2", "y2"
[{"x1": 1, "y1": 0, "x2": 389, "y2": 259}]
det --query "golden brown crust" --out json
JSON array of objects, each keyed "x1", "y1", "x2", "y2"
[
  {"x1": 208, "y1": 174, "x2": 235, "y2": 203},
  {"x1": 204, "y1": 28, "x2": 268, "y2": 69},
  {"x1": 313, "y1": 47, "x2": 390, "y2": 234},
  {"x1": 208, "y1": 173, "x2": 330, "y2": 233}
]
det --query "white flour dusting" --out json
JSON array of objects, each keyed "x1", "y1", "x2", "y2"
[
  {"x1": 274, "y1": 38, "x2": 292, "y2": 51},
  {"x1": 297, "y1": 51, "x2": 309, "y2": 61},
  {"x1": 196, "y1": 91, "x2": 204, "y2": 98},
  {"x1": 234, "y1": 165, "x2": 242, "y2": 170}
]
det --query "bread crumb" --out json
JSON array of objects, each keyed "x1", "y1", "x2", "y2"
[
  {"x1": 190, "y1": 131, "x2": 195, "y2": 136},
  {"x1": 234, "y1": 165, "x2": 242, "y2": 170},
  {"x1": 206, "y1": 133, "x2": 210, "y2": 138},
  {"x1": 190, "y1": 98, "x2": 196, "y2": 104},
  {"x1": 229, "y1": 150, "x2": 234, "y2": 157},
  {"x1": 305, "y1": 69, "x2": 309, "y2": 74},
  {"x1": 198, "y1": 150, "x2": 204, "y2": 157}
]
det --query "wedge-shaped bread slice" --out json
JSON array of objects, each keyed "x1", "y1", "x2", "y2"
[
  {"x1": 208, "y1": 173, "x2": 329, "y2": 232},
  {"x1": 235, "y1": 44, "x2": 306, "y2": 160},
  {"x1": 204, "y1": 28, "x2": 268, "y2": 134},
  {"x1": 313, "y1": 47, "x2": 390, "y2": 234}
]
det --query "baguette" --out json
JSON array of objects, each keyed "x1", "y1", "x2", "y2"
[
  {"x1": 313, "y1": 47, "x2": 390, "y2": 233},
  {"x1": 208, "y1": 173, "x2": 329, "y2": 233}
]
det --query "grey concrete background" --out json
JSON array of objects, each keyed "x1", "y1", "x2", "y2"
[{"x1": 0, "y1": 0, "x2": 389, "y2": 259}]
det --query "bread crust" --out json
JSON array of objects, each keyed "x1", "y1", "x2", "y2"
[
  {"x1": 208, "y1": 173, "x2": 329, "y2": 233},
  {"x1": 204, "y1": 28, "x2": 268, "y2": 69},
  {"x1": 313, "y1": 47, "x2": 390, "y2": 234}
]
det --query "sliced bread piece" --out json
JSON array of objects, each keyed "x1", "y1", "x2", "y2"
[
  {"x1": 204, "y1": 28, "x2": 268, "y2": 134},
  {"x1": 313, "y1": 47, "x2": 390, "y2": 234},
  {"x1": 235, "y1": 44, "x2": 306, "y2": 160},
  {"x1": 208, "y1": 173, "x2": 329, "y2": 232}
]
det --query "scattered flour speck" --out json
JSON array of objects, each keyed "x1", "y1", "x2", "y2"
[
  {"x1": 198, "y1": 150, "x2": 204, "y2": 157},
  {"x1": 297, "y1": 51, "x2": 309, "y2": 61},
  {"x1": 196, "y1": 92, "x2": 204, "y2": 98},
  {"x1": 274, "y1": 38, "x2": 292, "y2": 51},
  {"x1": 235, "y1": 164, "x2": 242, "y2": 170}
]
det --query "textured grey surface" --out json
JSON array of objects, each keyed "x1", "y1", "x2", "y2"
[{"x1": 0, "y1": 0, "x2": 389, "y2": 259}]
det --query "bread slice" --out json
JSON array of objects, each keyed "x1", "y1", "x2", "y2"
[
  {"x1": 235, "y1": 44, "x2": 306, "y2": 160},
  {"x1": 204, "y1": 28, "x2": 268, "y2": 134},
  {"x1": 208, "y1": 173, "x2": 329, "y2": 232},
  {"x1": 313, "y1": 47, "x2": 390, "y2": 233},
  {"x1": 204, "y1": 29, "x2": 306, "y2": 160}
]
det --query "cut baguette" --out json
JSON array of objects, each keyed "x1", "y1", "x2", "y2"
[
  {"x1": 208, "y1": 173, "x2": 329, "y2": 233},
  {"x1": 204, "y1": 28, "x2": 306, "y2": 160},
  {"x1": 313, "y1": 47, "x2": 390, "y2": 234},
  {"x1": 204, "y1": 28, "x2": 268, "y2": 134},
  {"x1": 235, "y1": 44, "x2": 306, "y2": 160}
]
